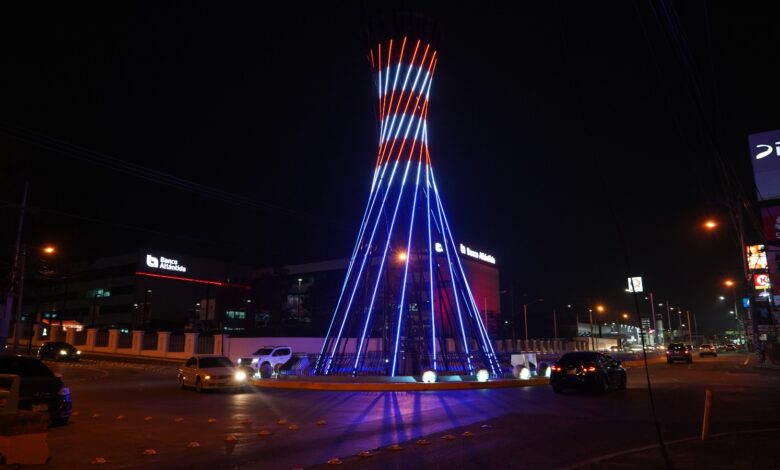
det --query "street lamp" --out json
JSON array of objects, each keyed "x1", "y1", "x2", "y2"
[{"x1": 703, "y1": 220, "x2": 718, "y2": 231}]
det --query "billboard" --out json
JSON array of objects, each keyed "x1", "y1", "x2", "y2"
[
  {"x1": 762, "y1": 206, "x2": 780, "y2": 242},
  {"x1": 748, "y1": 129, "x2": 780, "y2": 201},
  {"x1": 747, "y1": 245, "x2": 768, "y2": 270}
]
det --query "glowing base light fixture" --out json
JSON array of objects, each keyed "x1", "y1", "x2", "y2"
[
  {"x1": 314, "y1": 34, "x2": 500, "y2": 379},
  {"x1": 544, "y1": 366, "x2": 552, "y2": 378},
  {"x1": 519, "y1": 367, "x2": 531, "y2": 380},
  {"x1": 476, "y1": 369, "x2": 490, "y2": 383},
  {"x1": 421, "y1": 370, "x2": 437, "y2": 383}
]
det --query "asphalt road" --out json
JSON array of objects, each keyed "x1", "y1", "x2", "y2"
[{"x1": 37, "y1": 352, "x2": 779, "y2": 469}]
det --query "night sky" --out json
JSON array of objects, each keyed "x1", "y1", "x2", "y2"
[{"x1": 2, "y1": 1, "x2": 778, "y2": 335}]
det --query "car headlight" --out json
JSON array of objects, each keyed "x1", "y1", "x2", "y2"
[
  {"x1": 251, "y1": 358, "x2": 258, "y2": 364},
  {"x1": 235, "y1": 371, "x2": 247, "y2": 381},
  {"x1": 76, "y1": 350, "x2": 81, "y2": 355},
  {"x1": 204, "y1": 375, "x2": 211, "y2": 380},
  {"x1": 59, "y1": 350, "x2": 68, "y2": 355}
]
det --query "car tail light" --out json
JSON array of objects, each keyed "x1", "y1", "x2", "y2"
[
  {"x1": 666, "y1": 351, "x2": 670, "y2": 355},
  {"x1": 585, "y1": 366, "x2": 597, "y2": 372},
  {"x1": 551, "y1": 365, "x2": 561, "y2": 372}
]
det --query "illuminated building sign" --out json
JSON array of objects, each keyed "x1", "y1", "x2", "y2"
[
  {"x1": 627, "y1": 276, "x2": 643, "y2": 293},
  {"x1": 754, "y1": 273, "x2": 771, "y2": 290},
  {"x1": 459, "y1": 243, "x2": 496, "y2": 264},
  {"x1": 761, "y1": 206, "x2": 780, "y2": 242},
  {"x1": 748, "y1": 130, "x2": 780, "y2": 201},
  {"x1": 146, "y1": 254, "x2": 187, "y2": 273},
  {"x1": 746, "y1": 245, "x2": 768, "y2": 270}
]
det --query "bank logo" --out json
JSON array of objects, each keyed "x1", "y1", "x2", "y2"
[
  {"x1": 754, "y1": 141, "x2": 780, "y2": 160},
  {"x1": 146, "y1": 254, "x2": 159, "y2": 268}
]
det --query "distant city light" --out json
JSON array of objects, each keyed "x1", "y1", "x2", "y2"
[
  {"x1": 704, "y1": 220, "x2": 717, "y2": 230},
  {"x1": 43, "y1": 245, "x2": 56, "y2": 254}
]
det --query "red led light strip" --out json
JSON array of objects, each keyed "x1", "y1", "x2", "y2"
[{"x1": 135, "y1": 271, "x2": 251, "y2": 290}]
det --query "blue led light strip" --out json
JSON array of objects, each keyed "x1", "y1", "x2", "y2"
[
  {"x1": 431, "y1": 168, "x2": 472, "y2": 374},
  {"x1": 325, "y1": 159, "x2": 401, "y2": 373},
  {"x1": 353, "y1": 88, "x2": 430, "y2": 374},
  {"x1": 430, "y1": 171, "x2": 500, "y2": 374},
  {"x1": 316, "y1": 165, "x2": 382, "y2": 370},
  {"x1": 425, "y1": 162, "x2": 436, "y2": 370},
  {"x1": 391, "y1": 159, "x2": 422, "y2": 376}
]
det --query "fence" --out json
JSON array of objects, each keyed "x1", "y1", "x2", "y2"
[
  {"x1": 196, "y1": 335, "x2": 214, "y2": 354},
  {"x1": 168, "y1": 334, "x2": 185, "y2": 353},
  {"x1": 94, "y1": 330, "x2": 109, "y2": 348},
  {"x1": 73, "y1": 330, "x2": 87, "y2": 345},
  {"x1": 142, "y1": 332, "x2": 158, "y2": 351},
  {"x1": 117, "y1": 332, "x2": 133, "y2": 349}
]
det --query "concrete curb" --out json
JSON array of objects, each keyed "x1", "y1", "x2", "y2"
[{"x1": 250, "y1": 377, "x2": 549, "y2": 391}]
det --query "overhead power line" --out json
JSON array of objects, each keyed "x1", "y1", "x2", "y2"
[{"x1": 0, "y1": 122, "x2": 348, "y2": 231}]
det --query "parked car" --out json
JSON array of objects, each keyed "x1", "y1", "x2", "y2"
[
  {"x1": 699, "y1": 344, "x2": 718, "y2": 357},
  {"x1": 549, "y1": 352, "x2": 627, "y2": 394},
  {"x1": 667, "y1": 343, "x2": 692, "y2": 363},
  {"x1": 177, "y1": 355, "x2": 248, "y2": 392},
  {"x1": 721, "y1": 343, "x2": 738, "y2": 352},
  {"x1": 251, "y1": 346, "x2": 292, "y2": 378},
  {"x1": 0, "y1": 355, "x2": 72, "y2": 425},
  {"x1": 37, "y1": 341, "x2": 81, "y2": 361}
]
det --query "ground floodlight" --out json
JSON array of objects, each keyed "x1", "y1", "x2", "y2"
[
  {"x1": 422, "y1": 370, "x2": 437, "y2": 383},
  {"x1": 519, "y1": 367, "x2": 531, "y2": 380},
  {"x1": 476, "y1": 369, "x2": 490, "y2": 382}
]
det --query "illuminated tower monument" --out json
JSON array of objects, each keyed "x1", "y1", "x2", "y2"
[{"x1": 315, "y1": 36, "x2": 500, "y2": 378}]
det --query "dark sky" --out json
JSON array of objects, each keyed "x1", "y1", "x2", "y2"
[{"x1": 1, "y1": 1, "x2": 777, "y2": 335}]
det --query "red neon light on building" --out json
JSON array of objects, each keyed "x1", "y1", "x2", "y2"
[{"x1": 135, "y1": 271, "x2": 251, "y2": 290}]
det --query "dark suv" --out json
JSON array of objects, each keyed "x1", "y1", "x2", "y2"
[
  {"x1": 666, "y1": 343, "x2": 692, "y2": 364},
  {"x1": 0, "y1": 355, "x2": 72, "y2": 425}
]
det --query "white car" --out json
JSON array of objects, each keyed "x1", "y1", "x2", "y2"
[
  {"x1": 251, "y1": 346, "x2": 292, "y2": 378},
  {"x1": 178, "y1": 355, "x2": 248, "y2": 392}
]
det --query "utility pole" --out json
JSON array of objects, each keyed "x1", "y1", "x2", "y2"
[
  {"x1": 510, "y1": 290, "x2": 516, "y2": 350},
  {"x1": 2, "y1": 183, "x2": 28, "y2": 351},
  {"x1": 552, "y1": 308, "x2": 558, "y2": 340},
  {"x1": 523, "y1": 302, "x2": 529, "y2": 349},
  {"x1": 12, "y1": 246, "x2": 27, "y2": 353},
  {"x1": 686, "y1": 309, "x2": 693, "y2": 344},
  {"x1": 665, "y1": 300, "x2": 672, "y2": 342}
]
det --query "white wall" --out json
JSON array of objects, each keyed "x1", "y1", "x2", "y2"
[{"x1": 226, "y1": 337, "x2": 385, "y2": 362}]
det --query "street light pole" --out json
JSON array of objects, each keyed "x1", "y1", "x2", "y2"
[
  {"x1": 686, "y1": 309, "x2": 692, "y2": 343},
  {"x1": 11, "y1": 246, "x2": 26, "y2": 354},
  {"x1": 523, "y1": 302, "x2": 529, "y2": 349},
  {"x1": 552, "y1": 308, "x2": 558, "y2": 340}
]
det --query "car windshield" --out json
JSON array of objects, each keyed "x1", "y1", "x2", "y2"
[
  {"x1": 0, "y1": 357, "x2": 55, "y2": 377},
  {"x1": 558, "y1": 353, "x2": 598, "y2": 365},
  {"x1": 701, "y1": 344, "x2": 712, "y2": 348},
  {"x1": 253, "y1": 348, "x2": 274, "y2": 356},
  {"x1": 199, "y1": 357, "x2": 234, "y2": 368},
  {"x1": 669, "y1": 345, "x2": 686, "y2": 351}
]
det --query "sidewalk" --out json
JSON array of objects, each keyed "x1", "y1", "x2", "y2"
[{"x1": 579, "y1": 429, "x2": 780, "y2": 469}]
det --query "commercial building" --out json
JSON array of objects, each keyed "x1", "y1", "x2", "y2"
[
  {"x1": 255, "y1": 242, "x2": 501, "y2": 338},
  {"x1": 21, "y1": 249, "x2": 253, "y2": 333}
]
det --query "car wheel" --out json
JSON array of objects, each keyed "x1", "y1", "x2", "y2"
[
  {"x1": 599, "y1": 376, "x2": 610, "y2": 394},
  {"x1": 178, "y1": 375, "x2": 185, "y2": 389},
  {"x1": 618, "y1": 374, "x2": 627, "y2": 390},
  {"x1": 552, "y1": 384, "x2": 563, "y2": 394},
  {"x1": 51, "y1": 416, "x2": 69, "y2": 426},
  {"x1": 195, "y1": 377, "x2": 203, "y2": 393}
]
